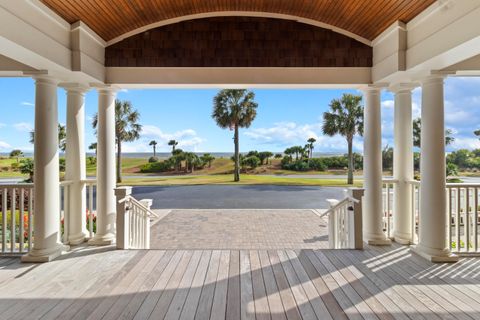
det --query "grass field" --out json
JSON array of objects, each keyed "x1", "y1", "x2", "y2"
[{"x1": 119, "y1": 174, "x2": 363, "y2": 186}]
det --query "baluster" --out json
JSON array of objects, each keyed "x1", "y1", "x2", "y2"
[
  {"x1": 448, "y1": 188, "x2": 452, "y2": 251},
  {"x1": 456, "y1": 188, "x2": 461, "y2": 252},
  {"x1": 411, "y1": 185, "x2": 416, "y2": 244},
  {"x1": 2, "y1": 188, "x2": 6, "y2": 253},
  {"x1": 89, "y1": 184, "x2": 94, "y2": 238},
  {"x1": 11, "y1": 188, "x2": 16, "y2": 253},
  {"x1": 474, "y1": 187, "x2": 478, "y2": 252},
  {"x1": 64, "y1": 185, "x2": 69, "y2": 244},
  {"x1": 28, "y1": 188, "x2": 33, "y2": 251},
  {"x1": 466, "y1": 187, "x2": 470, "y2": 252},
  {"x1": 19, "y1": 188, "x2": 24, "y2": 252}
]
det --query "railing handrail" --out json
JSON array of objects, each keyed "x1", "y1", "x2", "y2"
[
  {"x1": 0, "y1": 183, "x2": 34, "y2": 188},
  {"x1": 321, "y1": 196, "x2": 359, "y2": 218},
  {"x1": 125, "y1": 195, "x2": 158, "y2": 218},
  {"x1": 446, "y1": 183, "x2": 480, "y2": 188}
]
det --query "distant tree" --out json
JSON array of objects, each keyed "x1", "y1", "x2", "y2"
[
  {"x1": 322, "y1": 93, "x2": 363, "y2": 184},
  {"x1": 92, "y1": 99, "x2": 142, "y2": 183},
  {"x1": 475, "y1": 129, "x2": 480, "y2": 140},
  {"x1": 168, "y1": 140, "x2": 178, "y2": 154},
  {"x1": 19, "y1": 158, "x2": 34, "y2": 182},
  {"x1": 201, "y1": 153, "x2": 216, "y2": 168},
  {"x1": 446, "y1": 163, "x2": 459, "y2": 178},
  {"x1": 212, "y1": 89, "x2": 258, "y2": 182},
  {"x1": 149, "y1": 140, "x2": 158, "y2": 157},
  {"x1": 9, "y1": 149, "x2": 23, "y2": 163},
  {"x1": 290, "y1": 146, "x2": 304, "y2": 161},
  {"x1": 258, "y1": 151, "x2": 273, "y2": 165},
  {"x1": 382, "y1": 146, "x2": 394, "y2": 171},
  {"x1": 88, "y1": 142, "x2": 97, "y2": 156},
  {"x1": 274, "y1": 153, "x2": 283, "y2": 159},
  {"x1": 172, "y1": 149, "x2": 185, "y2": 171},
  {"x1": 241, "y1": 156, "x2": 260, "y2": 170},
  {"x1": 307, "y1": 137, "x2": 316, "y2": 159},
  {"x1": 184, "y1": 152, "x2": 200, "y2": 173},
  {"x1": 413, "y1": 118, "x2": 454, "y2": 148},
  {"x1": 30, "y1": 123, "x2": 66, "y2": 152}
]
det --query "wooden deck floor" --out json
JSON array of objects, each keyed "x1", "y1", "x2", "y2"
[{"x1": 1, "y1": 244, "x2": 480, "y2": 320}]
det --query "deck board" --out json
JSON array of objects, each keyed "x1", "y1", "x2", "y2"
[{"x1": 1, "y1": 244, "x2": 480, "y2": 320}]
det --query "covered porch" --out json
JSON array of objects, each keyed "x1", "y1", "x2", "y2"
[{"x1": 1, "y1": 0, "x2": 480, "y2": 263}]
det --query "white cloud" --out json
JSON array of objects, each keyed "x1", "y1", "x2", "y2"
[
  {"x1": 451, "y1": 137, "x2": 480, "y2": 150},
  {"x1": 127, "y1": 124, "x2": 205, "y2": 152},
  {"x1": 21, "y1": 101, "x2": 34, "y2": 107},
  {"x1": 0, "y1": 141, "x2": 11, "y2": 150},
  {"x1": 13, "y1": 122, "x2": 33, "y2": 132},
  {"x1": 381, "y1": 100, "x2": 394, "y2": 109},
  {"x1": 0, "y1": 123, "x2": 6, "y2": 128},
  {"x1": 245, "y1": 121, "x2": 364, "y2": 153}
]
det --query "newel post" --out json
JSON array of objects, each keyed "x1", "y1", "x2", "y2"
[
  {"x1": 115, "y1": 186, "x2": 132, "y2": 249},
  {"x1": 140, "y1": 199, "x2": 153, "y2": 249},
  {"x1": 349, "y1": 188, "x2": 365, "y2": 250}
]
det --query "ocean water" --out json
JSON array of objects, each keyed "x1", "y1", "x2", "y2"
[{"x1": 1, "y1": 151, "x2": 344, "y2": 158}]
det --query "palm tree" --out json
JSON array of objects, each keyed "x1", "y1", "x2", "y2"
[
  {"x1": 168, "y1": 140, "x2": 178, "y2": 154},
  {"x1": 9, "y1": 149, "x2": 23, "y2": 163},
  {"x1": 212, "y1": 89, "x2": 258, "y2": 182},
  {"x1": 413, "y1": 118, "x2": 454, "y2": 148},
  {"x1": 92, "y1": 99, "x2": 142, "y2": 183},
  {"x1": 30, "y1": 123, "x2": 67, "y2": 152},
  {"x1": 149, "y1": 140, "x2": 158, "y2": 157},
  {"x1": 307, "y1": 137, "x2": 316, "y2": 159},
  {"x1": 322, "y1": 93, "x2": 364, "y2": 184}
]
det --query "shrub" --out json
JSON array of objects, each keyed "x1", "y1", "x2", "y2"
[
  {"x1": 241, "y1": 156, "x2": 260, "y2": 169},
  {"x1": 148, "y1": 156, "x2": 159, "y2": 163},
  {"x1": 140, "y1": 160, "x2": 173, "y2": 173},
  {"x1": 308, "y1": 158, "x2": 327, "y2": 171}
]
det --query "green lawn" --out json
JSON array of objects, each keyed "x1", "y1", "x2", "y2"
[{"x1": 119, "y1": 174, "x2": 363, "y2": 186}]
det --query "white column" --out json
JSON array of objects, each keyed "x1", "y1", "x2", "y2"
[
  {"x1": 391, "y1": 84, "x2": 415, "y2": 244},
  {"x1": 413, "y1": 75, "x2": 458, "y2": 262},
  {"x1": 22, "y1": 76, "x2": 64, "y2": 262},
  {"x1": 89, "y1": 87, "x2": 117, "y2": 245},
  {"x1": 363, "y1": 87, "x2": 391, "y2": 245},
  {"x1": 64, "y1": 84, "x2": 88, "y2": 245}
]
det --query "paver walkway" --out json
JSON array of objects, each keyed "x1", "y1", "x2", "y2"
[{"x1": 150, "y1": 209, "x2": 329, "y2": 249}]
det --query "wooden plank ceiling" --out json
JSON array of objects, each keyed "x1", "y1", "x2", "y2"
[{"x1": 40, "y1": 0, "x2": 436, "y2": 42}]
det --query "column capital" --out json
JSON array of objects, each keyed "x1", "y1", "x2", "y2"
[
  {"x1": 61, "y1": 83, "x2": 90, "y2": 94},
  {"x1": 91, "y1": 83, "x2": 118, "y2": 95},
  {"x1": 361, "y1": 84, "x2": 386, "y2": 95},
  {"x1": 33, "y1": 74, "x2": 60, "y2": 86},
  {"x1": 389, "y1": 83, "x2": 418, "y2": 94},
  {"x1": 419, "y1": 74, "x2": 446, "y2": 86}
]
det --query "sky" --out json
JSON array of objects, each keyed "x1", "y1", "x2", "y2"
[{"x1": 0, "y1": 77, "x2": 479, "y2": 154}]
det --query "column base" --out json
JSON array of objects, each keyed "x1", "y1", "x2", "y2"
[
  {"x1": 367, "y1": 238, "x2": 392, "y2": 246},
  {"x1": 68, "y1": 232, "x2": 88, "y2": 246},
  {"x1": 393, "y1": 232, "x2": 412, "y2": 245},
  {"x1": 21, "y1": 243, "x2": 68, "y2": 263},
  {"x1": 88, "y1": 233, "x2": 115, "y2": 246},
  {"x1": 411, "y1": 245, "x2": 459, "y2": 263},
  {"x1": 365, "y1": 232, "x2": 392, "y2": 246}
]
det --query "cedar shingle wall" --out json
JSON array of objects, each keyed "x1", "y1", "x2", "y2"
[{"x1": 105, "y1": 17, "x2": 372, "y2": 68}]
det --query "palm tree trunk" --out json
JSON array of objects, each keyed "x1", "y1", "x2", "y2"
[
  {"x1": 347, "y1": 138, "x2": 354, "y2": 184},
  {"x1": 153, "y1": 146, "x2": 156, "y2": 157},
  {"x1": 117, "y1": 140, "x2": 122, "y2": 183},
  {"x1": 234, "y1": 125, "x2": 240, "y2": 182}
]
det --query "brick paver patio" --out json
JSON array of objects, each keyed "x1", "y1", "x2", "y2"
[{"x1": 150, "y1": 209, "x2": 329, "y2": 249}]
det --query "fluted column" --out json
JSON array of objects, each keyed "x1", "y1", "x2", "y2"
[
  {"x1": 391, "y1": 84, "x2": 415, "y2": 244},
  {"x1": 363, "y1": 87, "x2": 391, "y2": 245},
  {"x1": 89, "y1": 87, "x2": 117, "y2": 245},
  {"x1": 412, "y1": 75, "x2": 458, "y2": 262},
  {"x1": 22, "y1": 76, "x2": 64, "y2": 262},
  {"x1": 64, "y1": 84, "x2": 89, "y2": 245}
]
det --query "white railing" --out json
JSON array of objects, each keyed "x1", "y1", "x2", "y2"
[
  {"x1": 0, "y1": 184, "x2": 34, "y2": 255},
  {"x1": 382, "y1": 179, "x2": 420, "y2": 244},
  {"x1": 382, "y1": 178, "x2": 480, "y2": 255},
  {"x1": 322, "y1": 188, "x2": 364, "y2": 249},
  {"x1": 115, "y1": 186, "x2": 158, "y2": 249},
  {"x1": 60, "y1": 179, "x2": 97, "y2": 244},
  {"x1": 446, "y1": 184, "x2": 480, "y2": 255}
]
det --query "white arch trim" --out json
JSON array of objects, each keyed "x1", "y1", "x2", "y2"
[{"x1": 106, "y1": 11, "x2": 372, "y2": 47}]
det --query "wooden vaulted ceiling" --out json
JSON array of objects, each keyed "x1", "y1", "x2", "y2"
[{"x1": 40, "y1": 0, "x2": 436, "y2": 42}]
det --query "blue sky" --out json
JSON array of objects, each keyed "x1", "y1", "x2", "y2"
[{"x1": 0, "y1": 77, "x2": 479, "y2": 154}]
